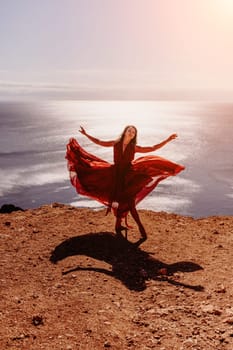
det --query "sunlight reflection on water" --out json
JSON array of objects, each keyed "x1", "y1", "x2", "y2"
[{"x1": 0, "y1": 100, "x2": 232, "y2": 217}]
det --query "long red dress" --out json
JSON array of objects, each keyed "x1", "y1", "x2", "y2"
[{"x1": 66, "y1": 138, "x2": 185, "y2": 218}]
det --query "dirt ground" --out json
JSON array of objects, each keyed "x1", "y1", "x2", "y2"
[{"x1": 0, "y1": 203, "x2": 233, "y2": 350}]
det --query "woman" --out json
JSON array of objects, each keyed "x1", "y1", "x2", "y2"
[{"x1": 66, "y1": 125, "x2": 185, "y2": 243}]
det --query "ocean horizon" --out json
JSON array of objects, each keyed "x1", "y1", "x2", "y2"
[{"x1": 0, "y1": 100, "x2": 232, "y2": 218}]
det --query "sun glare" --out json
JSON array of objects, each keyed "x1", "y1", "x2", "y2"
[
  {"x1": 214, "y1": 0, "x2": 233, "y2": 14},
  {"x1": 206, "y1": 0, "x2": 233, "y2": 30}
]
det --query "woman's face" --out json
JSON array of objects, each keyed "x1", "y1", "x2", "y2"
[{"x1": 125, "y1": 126, "x2": 136, "y2": 140}]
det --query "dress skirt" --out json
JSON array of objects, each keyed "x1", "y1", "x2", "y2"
[{"x1": 66, "y1": 138, "x2": 185, "y2": 217}]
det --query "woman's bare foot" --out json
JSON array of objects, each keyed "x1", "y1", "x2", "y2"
[
  {"x1": 134, "y1": 236, "x2": 147, "y2": 247},
  {"x1": 139, "y1": 225, "x2": 147, "y2": 240},
  {"x1": 115, "y1": 217, "x2": 128, "y2": 238}
]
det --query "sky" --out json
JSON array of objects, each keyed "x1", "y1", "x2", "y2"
[{"x1": 1, "y1": 0, "x2": 233, "y2": 100}]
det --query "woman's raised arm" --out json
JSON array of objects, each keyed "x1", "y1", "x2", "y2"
[
  {"x1": 135, "y1": 133, "x2": 178, "y2": 153},
  {"x1": 79, "y1": 126, "x2": 115, "y2": 147}
]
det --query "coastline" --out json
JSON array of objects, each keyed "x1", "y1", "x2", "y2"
[{"x1": 1, "y1": 203, "x2": 233, "y2": 349}]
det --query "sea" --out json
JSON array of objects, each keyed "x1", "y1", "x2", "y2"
[{"x1": 0, "y1": 100, "x2": 232, "y2": 218}]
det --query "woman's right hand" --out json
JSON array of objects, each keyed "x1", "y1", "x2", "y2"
[{"x1": 79, "y1": 126, "x2": 87, "y2": 135}]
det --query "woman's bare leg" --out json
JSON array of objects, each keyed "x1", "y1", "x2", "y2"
[
  {"x1": 114, "y1": 205, "x2": 128, "y2": 237},
  {"x1": 115, "y1": 216, "x2": 122, "y2": 234},
  {"x1": 129, "y1": 202, "x2": 147, "y2": 239}
]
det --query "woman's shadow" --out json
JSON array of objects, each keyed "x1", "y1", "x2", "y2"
[{"x1": 50, "y1": 232, "x2": 204, "y2": 292}]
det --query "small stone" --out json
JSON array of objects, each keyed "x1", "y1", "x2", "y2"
[
  {"x1": 225, "y1": 307, "x2": 233, "y2": 316},
  {"x1": 223, "y1": 318, "x2": 233, "y2": 325},
  {"x1": 156, "y1": 307, "x2": 169, "y2": 316},
  {"x1": 32, "y1": 293, "x2": 39, "y2": 299},
  {"x1": 104, "y1": 340, "x2": 111, "y2": 347},
  {"x1": 32, "y1": 315, "x2": 44, "y2": 326},
  {"x1": 183, "y1": 338, "x2": 194, "y2": 345},
  {"x1": 14, "y1": 297, "x2": 21, "y2": 304},
  {"x1": 51, "y1": 202, "x2": 64, "y2": 208},
  {"x1": 214, "y1": 309, "x2": 222, "y2": 316},
  {"x1": 98, "y1": 309, "x2": 105, "y2": 314},
  {"x1": 12, "y1": 334, "x2": 26, "y2": 341},
  {"x1": 201, "y1": 304, "x2": 222, "y2": 315},
  {"x1": 147, "y1": 308, "x2": 156, "y2": 314},
  {"x1": 113, "y1": 301, "x2": 121, "y2": 308},
  {"x1": 215, "y1": 284, "x2": 226, "y2": 293},
  {"x1": 217, "y1": 244, "x2": 223, "y2": 249}
]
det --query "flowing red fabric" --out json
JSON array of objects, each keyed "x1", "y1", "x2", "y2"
[{"x1": 66, "y1": 138, "x2": 185, "y2": 218}]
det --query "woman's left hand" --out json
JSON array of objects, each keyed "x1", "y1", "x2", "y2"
[{"x1": 167, "y1": 133, "x2": 177, "y2": 142}]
